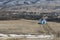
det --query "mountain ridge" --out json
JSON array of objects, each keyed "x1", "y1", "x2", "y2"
[{"x1": 0, "y1": 0, "x2": 60, "y2": 7}]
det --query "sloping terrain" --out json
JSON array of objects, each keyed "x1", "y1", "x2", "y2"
[{"x1": 0, "y1": 0, "x2": 60, "y2": 10}]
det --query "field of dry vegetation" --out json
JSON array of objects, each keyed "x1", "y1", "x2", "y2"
[
  {"x1": 0, "y1": 19, "x2": 59, "y2": 34},
  {"x1": 0, "y1": 19, "x2": 60, "y2": 40}
]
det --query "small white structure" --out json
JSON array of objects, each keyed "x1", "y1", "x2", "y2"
[{"x1": 39, "y1": 18, "x2": 47, "y2": 24}]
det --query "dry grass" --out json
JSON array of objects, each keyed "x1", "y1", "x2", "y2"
[
  {"x1": 0, "y1": 19, "x2": 44, "y2": 34},
  {"x1": 0, "y1": 19, "x2": 59, "y2": 40},
  {"x1": 1, "y1": 37, "x2": 52, "y2": 40},
  {"x1": 6, "y1": 38, "x2": 22, "y2": 40},
  {"x1": 0, "y1": 19, "x2": 59, "y2": 34}
]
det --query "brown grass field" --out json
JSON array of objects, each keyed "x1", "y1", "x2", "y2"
[{"x1": 0, "y1": 19, "x2": 60, "y2": 40}]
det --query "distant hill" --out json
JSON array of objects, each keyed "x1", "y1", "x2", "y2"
[
  {"x1": 0, "y1": 0, "x2": 60, "y2": 13},
  {"x1": 0, "y1": 0, "x2": 60, "y2": 7}
]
